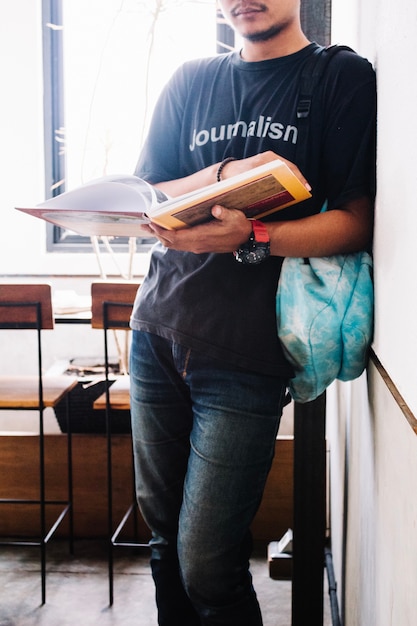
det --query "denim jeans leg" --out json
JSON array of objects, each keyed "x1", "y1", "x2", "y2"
[
  {"x1": 130, "y1": 331, "x2": 200, "y2": 626},
  {"x1": 130, "y1": 330, "x2": 287, "y2": 626}
]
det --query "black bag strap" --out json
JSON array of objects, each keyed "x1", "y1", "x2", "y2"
[{"x1": 296, "y1": 44, "x2": 356, "y2": 172}]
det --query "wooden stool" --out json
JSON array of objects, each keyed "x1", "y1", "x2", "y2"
[
  {"x1": 0, "y1": 284, "x2": 77, "y2": 604},
  {"x1": 91, "y1": 282, "x2": 149, "y2": 606}
]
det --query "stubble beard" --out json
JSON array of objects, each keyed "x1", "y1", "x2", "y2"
[{"x1": 241, "y1": 22, "x2": 286, "y2": 43}]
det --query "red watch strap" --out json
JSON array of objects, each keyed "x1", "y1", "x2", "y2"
[{"x1": 251, "y1": 220, "x2": 270, "y2": 243}]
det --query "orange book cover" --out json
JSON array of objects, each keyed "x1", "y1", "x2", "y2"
[{"x1": 16, "y1": 160, "x2": 311, "y2": 237}]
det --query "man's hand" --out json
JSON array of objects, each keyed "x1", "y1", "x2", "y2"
[
  {"x1": 141, "y1": 150, "x2": 311, "y2": 255},
  {"x1": 142, "y1": 205, "x2": 253, "y2": 254}
]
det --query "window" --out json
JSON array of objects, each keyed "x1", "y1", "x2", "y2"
[{"x1": 42, "y1": 0, "x2": 233, "y2": 252}]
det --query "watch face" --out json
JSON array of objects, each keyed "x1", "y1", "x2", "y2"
[{"x1": 234, "y1": 240, "x2": 270, "y2": 264}]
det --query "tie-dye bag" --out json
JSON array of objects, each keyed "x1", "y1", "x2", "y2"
[{"x1": 276, "y1": 251, "x2": 373, "y2": 403}]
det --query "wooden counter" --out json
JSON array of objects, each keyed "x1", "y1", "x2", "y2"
[{"x1": 0, "y1": 433, "x2": 293, "y2": 541}]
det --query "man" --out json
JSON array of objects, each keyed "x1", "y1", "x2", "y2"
[{"x1": 129, "y1": 1, "x2": 376, "y2": 624}]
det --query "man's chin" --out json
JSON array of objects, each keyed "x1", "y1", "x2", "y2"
[{"x1": 242, "y1": 24, "x2": 282, "y2": 43}]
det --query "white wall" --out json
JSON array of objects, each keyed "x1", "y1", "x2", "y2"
[
  {"x1": 328, "y1": 367, "x2": 417, "y2": 626},
  {"x1": 0, "y1": 0, "x2": 46, "y2": 275},
  {"x1": 372, "y1": 0, "x2": 417, "y2": 414},
  {"x1": 334, "y1": 0, "x2": 417, "y2": 415},
  {"x1": 328, "y1": 0, "x2": 417, "y2": 624}
]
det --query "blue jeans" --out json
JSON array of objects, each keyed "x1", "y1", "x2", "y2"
[{"x1": 130, "y1": 331, "x2": 287, "y2": 626}]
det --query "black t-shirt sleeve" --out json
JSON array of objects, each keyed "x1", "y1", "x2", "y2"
[
  {"x1": 134, "y1": 61, "x2": 201, "y2": 184},
  {"x1": 134, "y1": 71, "x2": 184, "y2": 183},
  {"x1": 318, "y1": 51, "x2": 377, "y2": 210}
]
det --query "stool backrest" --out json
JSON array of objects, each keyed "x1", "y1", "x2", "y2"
[
  {"x1": 0, "y1": 284, "x2": 53, "y2": 329},
  {"x1": 91, "y1": 282, "x2": 140, "y2": 330}
]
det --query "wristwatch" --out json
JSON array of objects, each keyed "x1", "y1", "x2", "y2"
[{"x1": 234, "y1": 220, "x2": 270, "y2": 265}]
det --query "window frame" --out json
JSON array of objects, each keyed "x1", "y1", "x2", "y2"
[
  {"x1": 42, "y1": 0, "x2": 234, "y2": 253},
  {"x1": 42, "y1": 0, "x2": 159, "y2": 253}
]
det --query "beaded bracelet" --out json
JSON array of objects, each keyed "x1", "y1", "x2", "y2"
[{"x1": 216, "y1": 156, "x2": 237, "y2": 182}]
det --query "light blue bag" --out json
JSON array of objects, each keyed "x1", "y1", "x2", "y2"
[{"x1": 276, "y1": 251, "x2": 374, "y2": 403}]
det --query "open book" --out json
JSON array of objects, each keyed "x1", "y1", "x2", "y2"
[{"x1": 16, "y1": 159, "x2": 311, "y2": 238}]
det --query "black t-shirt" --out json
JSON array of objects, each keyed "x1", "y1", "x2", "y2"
[{"x1": 131, "y1": 43, "x2": 376, "y2": 376}]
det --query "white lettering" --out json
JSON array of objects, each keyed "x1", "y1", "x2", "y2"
[
  {"x1": 189, "y1": 116, "x2": 299, "y2": 151},
  {"x1": 257, "y1": 115, "x2": 264, "y2": 137},
  {"x1": 227, "y1": 121, "x2": 248, "y2": 139},
  {"x1": 262, "y1": 116, "x2": 272, "y2": 138},
  {"x1": 268, "y1": 122, "x2": 284, "y2": 140},
  {"x1": 195, "y1": 129, "x2": 210, "y2": 147},
  {"x1": 211, "y1": 126, "x2": 226, "y2": 142},
  {"x1": 247, "y1": 121, "x2": 257, "y2": 136},
  {"x1": 283, "y1": 125, "x2": 298, "y2": 144},
  {"x1": 189, "y1": 128, "x2": 196, "y2": 151}
]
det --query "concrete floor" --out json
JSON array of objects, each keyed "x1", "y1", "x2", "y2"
[{"x1": 0, "y1": 540, "x2": 332, "y2": 626}]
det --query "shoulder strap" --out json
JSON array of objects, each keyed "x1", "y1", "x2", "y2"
[{"x1": 296, "y1": 44, "x2": 356, "y2": 172}]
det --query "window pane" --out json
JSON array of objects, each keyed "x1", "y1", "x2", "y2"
[{"x1": 62, "y1": 0, "x2": 217, "y2": 189}]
